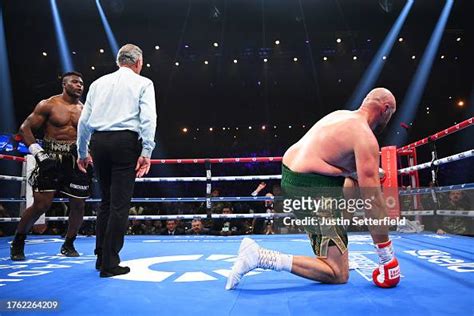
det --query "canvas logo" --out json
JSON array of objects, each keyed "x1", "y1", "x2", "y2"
[
  {"x1": 404, "y1": 249, "x2": 474, "y2": 272},
  {"x1": 113, "y1": 254, "x2": 265, "y2": 283}
]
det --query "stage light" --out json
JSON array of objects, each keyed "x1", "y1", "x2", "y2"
[
  {"x1": 175, "y1": 62, "x2": 179, "y2": 66},
  {"x1": 345, "y1": 0, "x2": 414, "y2": 110},
  {"x1": 353, "y1": 56, "x2": 358, "y2": 60},
  {"x1": 263, "y1": 58, "x2": 268, "y2": 63},
  {"x1": 50, "y1": 0, "x2": 73, "y2": 71},
  {"x1": 248, "y1": 126, "x2": 252, "y2": 130},
  {"x1": 209, "y1": 127, "x2": 213, "y2": 132},
  {"x1": 261, "y1": 125, "x2": 266, "y2": 130},
  {"x1": 91, "y1": 66, "x2": 95, "y2": 70},
  {"x1": 99, "y1": 48, "x2": 104, "y2": 53},
  {"x1": 233, "y1": 59, "x2": 238, "y2": 64},
  {"x1": 182, "y1": 128, "x2": 188, "y2": 133},
  {"x1": 336, "y1": 38, "x2": 342, "y2": 43},
  {"x1": 293, "y1": 57, "x2": 298, "y2": 62},
  {"x1": 456, "y1": 37, "x2": 461, "y2": 42},
  {"x1": 204, "y1": 60, "x2": 208, "y2": 65},
  {"x1": 323, "y1": 56, "x2": 328, "y2": 61},
  {"x1": 213, "y1": 42, "x2": 219, "y2": 47},
  {"x1": 146, "y1": 63, "x2": 150, "y2": 68},
  {"x1": 440, "y1": 55, "x2": 445, "y2": 59},
  {"x1": 42, "y1": 52, "x2": 48, "y2": 56},
  {"x1": 387, "y1": 0, "x2": 454, "y2": 146},
  {"x1": 411, "y1": 55, "x2": 416, "y2": 59},
  {"x1": 155, "y1": 45, "x2": 160, "y2": 50},
  {"x1": 95, "y1": 0, "x2": 119, "y2": 55},
  {"x1": 457, "y1": 100, "x2": 464, "y2": 107},
  {"x1": 398, "y1": 37, "x2": 404, "y2": 42},
  {"x1": 275, "y1": 40, "x2": 280, "y2": 45}
]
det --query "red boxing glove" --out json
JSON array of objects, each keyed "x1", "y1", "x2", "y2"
[{"x1": 372, "y1": 240, "x2": 400, "y2": 288}]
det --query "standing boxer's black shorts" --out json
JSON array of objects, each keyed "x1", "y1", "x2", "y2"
[{"x1": 28, "y1": 138, "x2": 92, "y2": 199}]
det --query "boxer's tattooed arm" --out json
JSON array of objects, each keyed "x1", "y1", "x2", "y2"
[{"x1": 19, "y1": 100, "x2": 50, "y2": 146}]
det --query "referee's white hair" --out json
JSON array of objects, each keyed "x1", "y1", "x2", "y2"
[{"x1": 116, "y1": 44, "x2": 143, "y2": 66}]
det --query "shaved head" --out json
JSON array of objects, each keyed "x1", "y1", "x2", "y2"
[
  {"x1": 360, "y1": 87, "x2": 396, "y2": 134},
  {"x1": 362, "y1": 88, "x2": 396, "y2": 111}
]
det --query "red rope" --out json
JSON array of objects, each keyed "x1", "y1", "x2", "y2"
[{"x1": 397, "y1": 117, "x2": 474, "y2": 152}]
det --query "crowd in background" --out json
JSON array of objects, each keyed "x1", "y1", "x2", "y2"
[{"x1": 0, "y1": 181, "x2": 473, "y2": 238}]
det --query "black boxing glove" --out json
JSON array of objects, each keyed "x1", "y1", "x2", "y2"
[{"x1": 28, "y1": 143, "x2": 57, "y2": 173}]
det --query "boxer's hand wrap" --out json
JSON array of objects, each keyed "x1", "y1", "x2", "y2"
[
  {"x1": 372, "y1": 240, "x2": 400, "y2": 288},
  {"x1": 29, "y1": 143, "x2": 56, "y2": 173}
]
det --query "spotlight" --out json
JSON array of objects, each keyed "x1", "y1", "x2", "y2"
[
  {"x1": 196, "y1": 128, "x2": 200, "y2": 131},
  {"x1": 233, "y1": 59, "x2": 238, "y2": 64},
  {"x1": 353, "y1": 56, "x2": 358, "y2": 60},
  {"x1": 184, "y1": 44, "x2": 189, "y2": 48},
  {"x1": 426, "y1": 107, "x2": 430, "y2": 110},
  {"x1": 213, "y1": 42, "x2": 219, "y2": 47},
  {"x1": 182, "y1": 128, "x2": 188, "y2": 133},
  {"x1": 456, "y1": 37, "x2": 461, "y2": 42},
  {"x1": 99, "y1": 48, "x2": 104, "y2": 53},
  {"x1": 263, "y1": 58, "x2": 268, "y2": 63},
  {"x1": 382, "y1": 55, "x2": 387, "y2": 60},
  {"x1": 273, "y1": 126, "x2": 277, "y2": 129},
  {"x1": 288, "y1": 125, "x2": 292, "y2": 129},
  {"x1": 274, "y1": 134, "x2": 277, "y2": 138},
  {"x1": 293, "y1": 57, "x2": 298, "y2": 62},
  {"x1": 323, "y1": 56, "x2": 328, "y2": 61},
  {"x1": 204, "y1": 60, "x2": 209, "y2": 65},
  {"x1": 209, "y1": 127, "x2": 213, "y2": 131},
  {"x1": 398, "y1": 37, "x2": 404, "y2": 42},
  {"x1": 440, "y1": 55, "x2": 445, "y2": 59},
  {"x1": 72, "y1": 51, "x2": 77, "y2": 55},
  {"x1": 233, "y1": 135, "x2": 237, "y2": 139},
  {"x1": 175, "y1": 62, "x2": 179, "y2": 66},
  {"x1": 42, "y1": 52, "x2": 47, "y2": 56},
  {"x1": 248, "y1": 126, "x2": 252, "y2": 130},
  {"x1": 146, "y1": 63, "x2": 151, "y2": 68},
  {"x1": 261, "y1": 125, "x2": 266, "y2": 130},
  {"x1": 236, "y1": 127, "x2": 239, "y2": 130},
  {"x1": 336, "y1": 38, "x2": 342, "y2": 43},
  {"x1": 457, "y1": 101, "x2": 464, "y2": 107},
  {"x1": 222, "y1": 127, "x2": 226, "y2": 131},
  {"x1": 275, "y1": 40, "x2": 280, "y2": 45},
  {"x1": 91, "y1": 66, "x2": 95, "y2": 70},
  {"x1": 411, "y1": 55, "x2": 416, "y2": 60},
  {"x1": 154, "y1": 45, "x2": 160, "y2": 50}
]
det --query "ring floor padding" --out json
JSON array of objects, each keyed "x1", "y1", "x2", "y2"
[{"x1": 1, "y1": 233, "x2": 473, "y2": 315}]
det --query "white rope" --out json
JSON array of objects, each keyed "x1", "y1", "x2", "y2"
[
  {"x1": 401, "y1": 210, "x2": 434, "y2": 216},
  {"x1": 398, "y1": 149, "x2": 474, "y2": 174},
  {"x1": 0, "y1": 212, "x2": 293, "y2": 222},
  {"x1": 0, "y1": 174, "x2": 281, "y2": 183},
  {"x1": 0, "y1": 174, "x2": 25, "y2": 181}
]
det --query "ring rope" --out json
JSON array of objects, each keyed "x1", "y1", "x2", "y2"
[
  {"x1": 397, "y1": 149, "x2": 474, "y2": 174},
  {"x1": 0, "y1": 196, "x2": 277, "y2": 203},
  {"x1": 397, "y1": 117, "x2": 473, "y2": 152},
  {"x1": 0, "y1": 212, "x2": 293, "y2": 223}
]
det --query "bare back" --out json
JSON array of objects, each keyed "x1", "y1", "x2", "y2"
[{"x1": 282, "y1": 110, "x2": 377, "y2": 176}]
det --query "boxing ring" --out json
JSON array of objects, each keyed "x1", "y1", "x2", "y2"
[
  {"x1": 0, "y1": 233, "x2": 473, "y2": 315},
  {"x1": 0, "y1": 118, "x2": 473, "y2": 315}
]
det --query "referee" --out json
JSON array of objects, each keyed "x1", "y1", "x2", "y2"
[{"x1": 77, "y1": 44, "x2": 157, "y2": 277}]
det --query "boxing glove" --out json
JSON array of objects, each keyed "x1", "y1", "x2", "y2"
[
  {"x1": 29, "y1": 143, "x2": 57, "y2": 173},
  {"x1": 372, "y1": 240, "x2": 400, "y2": 288}
]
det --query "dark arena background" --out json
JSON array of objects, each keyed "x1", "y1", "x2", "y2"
[{"x1": 0, "y1": 0, "x2": 473, "y2": 315}]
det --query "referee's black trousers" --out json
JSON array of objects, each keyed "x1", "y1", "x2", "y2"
[{"x1": 90, "y1": 130, "x2": 141, "y2": 270}]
